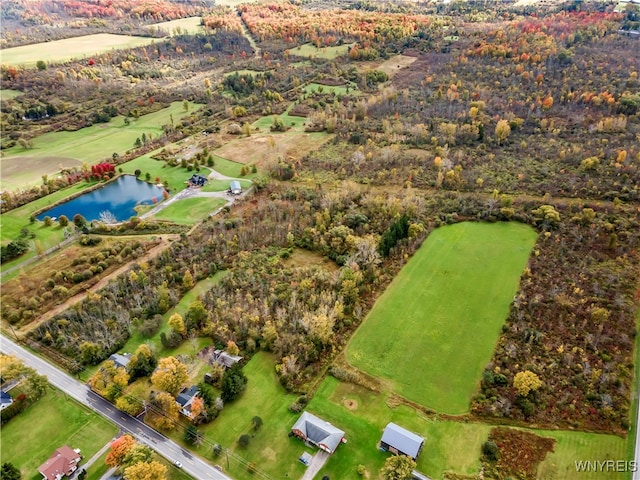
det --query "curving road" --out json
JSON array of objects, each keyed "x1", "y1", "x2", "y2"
[{"x1": 0, "y1": 335, "x2": 231, "y2": 480}]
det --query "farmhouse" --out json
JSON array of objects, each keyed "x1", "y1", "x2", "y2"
[
  {"x1": 211, "y1": 349, "x2": 243, "y2": 369},
  {"x1": 0, "y1": 390, "x2": 13, "y2": 410},
  {"x1": 38, "y1": 445, "x2": 81, "y2": 480},
  {"x1": 108, "y1": 353, "x2": 132, "y2": 370},
  {"x1": 188, "y1": 174, "x2": 208, "y2": 187},
  {"x1": 176, "y1": 385, "x2": 198, "y2": 416},
  {"x1": 291, "y1": 411, "x2": 345, "y2": 454},
  {"x1": 229, "y1": 180, "x2": 242, "y2": 195},
  {"x1": 380, "y1": 422, "x2": 425, "y2": 460}
]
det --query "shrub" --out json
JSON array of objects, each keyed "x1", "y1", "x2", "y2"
[
  {"x1": 238, "y1": 434, "x2": 251, "y2": 447},
  {"x1": 482, "y1": 440, "x2": 499, "y2": 461}
]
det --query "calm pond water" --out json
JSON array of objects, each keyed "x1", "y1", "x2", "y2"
[{"x1": 37, "y1": 175, "x2": 165, "y2": 222}]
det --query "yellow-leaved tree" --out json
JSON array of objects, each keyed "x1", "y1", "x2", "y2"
[{"x1": 151, "y1": 356, "x2": 187, "y2": 396}]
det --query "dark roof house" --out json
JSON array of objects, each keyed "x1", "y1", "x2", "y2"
[
  {"x1": 176, "y1": 386, "x2": 198, "y2": 416},
  {"x1": 108, "y1": 353, "x2": 132, "y2": 370},
  {"x1": 291, "y1": 411, "x2": 345, "y2": 454},
  {"x1": 0, "y1": 390, "x2": 13, "y2": 410},
  {"x1": 380, "y1": 423, "x2": 425, "y2": 460},
  {"x1": 38, "y1": 445, "x2": 81, "y2": 480},
  {"x1": 211, "y1": 350, "x2": 243, "y2": 369},
  {"x1": 188, "y1": 174, "x2": 208, "y2": 187}
]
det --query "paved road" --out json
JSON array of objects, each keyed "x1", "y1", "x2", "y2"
[{"x1": 0, "y1": 335, "x2": 231, "y2": 480}]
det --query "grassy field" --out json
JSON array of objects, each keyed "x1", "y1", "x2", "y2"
[
  {"x1": 1, "y1": 101, "x2": 199, "y2": 191},
  {"x1": 0, "y1": 388, "x2": 117, "y2": 480},
  {"x1": 147, "y1": 16, "x2": 203, "y2": 36},
  {"x1": 0, "y1": 89, "x2": 22, "y2": 100},
  {"x1": 209, "y1": 155, "x2": 259, "y2": 178},
  {"x1": 303, "y1": 82, "x2": 355, "y2": 96},
  {"x1": 251, "y1": 112, "x2": 306, "y2": 132},
  {"x1": 1, "y1": 34, "x2": 160, "y2": 68},
  {"x1": 223, "y1": 69, "x2": 268, "y2": 77},
  {"x1": 287, "y1": 42, "x2": 355, "y2": 59},
  {"x1": 347, "y1": 221, "x2": 538, "y2": 414},
  {"x1": 153, "y1": 197, "x2": 228, "y2": 224},
  {"x1": 118, "y1": 152, "x2": 209, "y2": 194},
  {"x1": 305, "y1": 376, "x2": 630, "y2": 480},
  {"x1": 355, "y1": 54, "x2": 418, "y2": 79}
]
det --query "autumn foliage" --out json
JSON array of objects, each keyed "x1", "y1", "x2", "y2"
[{"x1": 105, "y1": 434, "x2": 135, "y2": 468}]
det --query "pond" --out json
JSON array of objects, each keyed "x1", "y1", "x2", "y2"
[{"x1": 37, "y1": 175, "x2": 166, "y2": 223}]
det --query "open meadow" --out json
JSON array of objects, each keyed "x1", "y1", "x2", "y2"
[
  {"x1": 286, "y1": 42, "x2": 355, "y2": 60},
  {"x1": 347, "y1": 221, "x2": 538, "y2": 414},
  {"x1": 0, "y1": 101, "x2": 199, "y2": 191},
  {"x1": 147, "y1": 17, "x2": 203, "y2": 36},
  {"x1": 153, "y1": 197, "x2": 228, "y2": 224},
  {"x1": 0, "y1": 34, "x2": 161, "y2": 68}
]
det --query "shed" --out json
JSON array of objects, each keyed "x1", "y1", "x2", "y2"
[
  {"x1": 229, "y1": 180, "x2": 242, "y2": 195},
  {"x1": 0, "y1": 390, "x2": 13, "y2": 410},
  {"x1": 380, "y1": 422, "x2": 425, "y2": 460}
]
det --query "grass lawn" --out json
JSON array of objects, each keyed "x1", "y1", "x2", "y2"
[
  {"x1": 1, "y1": 181, "x2": 99, "y2": 242},
  {"x1": 209, "y1": 155, "x2": 258, "y2": 177},
  {"x1": 0, "y1": 89, "x2": 22, "y2": 100},
  {"x1": 1, "y1": 33, "x2": 160, "y2": 67},
  {"x1": 537, "y1": 430, "x2": 629, "y2": 480},
  {"x1": 153, "y1": 197, "x2": 228, "y2": 224},
  {"x1": 147, "y1": 16, "x2": 203, "y2": 36},
  {"x1": 118, "y1": 152, "x2": 209, "y2": 194},
  {"x1": 347, "y1": 221, "x2": 538, "y2": 414},
  {"x1": 84, "y1": 451, "x2": 110, "y2": 480},
  {"x1": 287, "y1": 42, "x2": 355, "y2": 59},
  {"x1": 201, "y1": 179, "x2": 252, "y2": 193},
  {"x1": 251, "y1": 112, "x2": 306, "y2": 132},
  {"x1": 192, "y1": 351, "x2": 306, "y2": 480},
  {"x1": 0, "y1": 388, "x2": 117, "y2": 480},
  {"x1": 1, "y1": 101, "x2": 199, "y2": 191},
  {"x1": 306, "y1": 376, "x2": 630, "y2": 480}
]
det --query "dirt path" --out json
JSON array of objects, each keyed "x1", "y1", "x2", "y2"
[{"x1": 17, "y1": 235, "x2": 179, "y2": 336}]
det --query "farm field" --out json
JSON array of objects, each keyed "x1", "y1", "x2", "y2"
[
  {"x1": 0, "y1": 101, "x2": 199, "y2": 190},
  {"x1": 347, "y1": 221, "x2": 538, "y2": 414},
  {"x1": 0, "y1": 33, "x2": 161, "y2": 68},
  {"x1": 0, "y1": 387, "x2": 117, "y2": 480}
]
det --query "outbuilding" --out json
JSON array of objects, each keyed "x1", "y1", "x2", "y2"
[{"x1": 380, "y1": 422, "x2": 425, "y2": 460}]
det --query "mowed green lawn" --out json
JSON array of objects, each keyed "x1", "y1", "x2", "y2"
[
  {"x1": 196, "y1": 351, "x2": 307, "y2": 480},
  {"x1": 1, "y1": 33, "x2": 160, "y2": 67},
  {"x1": 1, "y1": 101, "x2": 199, "y2": 191},
  {"x1": 0, "y1": 388, "x2": 117, "y2": 480},
  {"x1": 153, "y1": 197, "x2": 228, "y2": 224},
  {"x1": 347, "y1": 221, "x2": 537, "y2": 414},
  {"x1": 308, "y1": 377, "x2": 629, "y2": 480}
]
